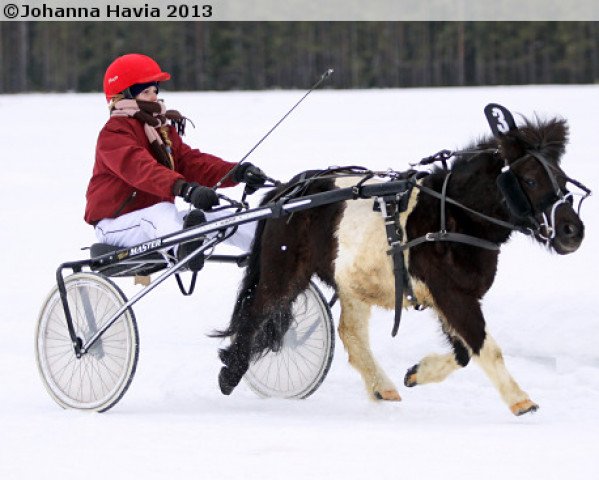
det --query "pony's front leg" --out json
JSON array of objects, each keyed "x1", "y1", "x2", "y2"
[
  {"x1": 475, "y1": 333, "x2": 539, "y2": 416},
  {"x1": 405, "y1": 329, "x2": 471, "y2": 386},
  {"x1": 338, "y1": 294, "x2": 401, "y2": 401},
  {"x1": 409, "y1": 289, "x2": 538, "y2": 415}
]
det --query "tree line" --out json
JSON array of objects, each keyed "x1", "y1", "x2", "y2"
[{"x1": 1, "y1": 22, "x2": 598, "y2": 93}]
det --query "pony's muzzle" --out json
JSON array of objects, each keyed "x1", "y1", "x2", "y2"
[{"x1": 551, "y1": 206, "x2": 584, "y2": 255}]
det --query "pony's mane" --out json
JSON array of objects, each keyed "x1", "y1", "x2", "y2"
[
  {"x1": 444, "y1": 116, "x2": 569, "y2": 175},
  {"x1": 516, "y1": 116, "x2": 569, "y2": 164}
]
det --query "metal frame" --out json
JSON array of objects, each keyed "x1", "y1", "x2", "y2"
[
  {"x1": 55, "y1": 178, "x2": 414, "y2": 359},
  {"x1": 55, "y1": 158, "x2": 591, "y2": 360}
]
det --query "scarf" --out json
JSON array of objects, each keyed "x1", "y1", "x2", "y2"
[{"x1": 111, "y1": 99, "x2": 191, "y2": 170}]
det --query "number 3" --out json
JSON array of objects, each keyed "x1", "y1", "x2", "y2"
[{"x1": 492, "y1": 107, "x2": 509, "y2": 134}]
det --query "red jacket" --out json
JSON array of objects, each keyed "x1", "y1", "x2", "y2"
[{"x1": 85, "y1": 116, "x2": 236, "y2": 225}]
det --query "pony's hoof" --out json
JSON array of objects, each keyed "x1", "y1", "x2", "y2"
[
  {"x1": 404, "y1": 365, "x2": 419, "y2": 387},
  {"x1": 374, "y1": 390, "x2": 402, "y2": 401},
  {"x1": 218, "y1": 348, "x2": 231, "y2": 366},
  {"x1": 510, "y1": 400, "x2": 539, "y2": 416},
  {"x1": 218, "y1": 367, "x2": 239, "y2": 395}
]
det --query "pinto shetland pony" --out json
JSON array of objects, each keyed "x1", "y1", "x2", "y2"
[{"x1": 216, "y1": 114, "x2": 586, "y2": 415}]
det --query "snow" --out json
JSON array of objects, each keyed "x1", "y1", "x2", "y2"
[{"x1": 1, "y1": 85, "x2": 598, "y2": 479}]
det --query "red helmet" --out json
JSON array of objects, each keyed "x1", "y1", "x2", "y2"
[{"x1": 103, "y1": 53, "x2": 171, "y2": 101}]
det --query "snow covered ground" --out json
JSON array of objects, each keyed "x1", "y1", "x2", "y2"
[{"x1": 1, "y1": 85, "x2": 598, "y2": 479}]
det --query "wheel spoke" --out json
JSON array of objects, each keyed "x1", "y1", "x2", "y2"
[
  {"x1": 36, "y1": 273, "x2": 138, "y2": 411},
  {"x1": 244, "y1": 284, "x2": 333, "y2": 399}
]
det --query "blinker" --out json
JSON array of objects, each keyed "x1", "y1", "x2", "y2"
[{"x1": 496, "y1": 169, "x2": 533, "y2": 220}]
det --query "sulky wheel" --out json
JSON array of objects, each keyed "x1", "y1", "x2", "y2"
[
  {"x1": 35, "y1": 272, "x2": 139, "y2": 412},
  {"x1": 244, "y1": 281, "x2": 335, "y2": 399}
]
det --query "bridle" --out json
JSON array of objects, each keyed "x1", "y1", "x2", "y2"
[
  {"x1": 403, "y1": 143, "x2": 592, "y2": 255},
  {"x1": 480, "y1": 102, "x2": 592, "y2": 244},
  {"x1": 499, "y1": 149, "x2": 591, "y2": 242}
]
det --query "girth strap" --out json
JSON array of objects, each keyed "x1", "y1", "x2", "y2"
[
  {"x1": 379, "y1": 188, "x2": 418, "y2": 337},
  {"x1": 381, "y1": 173, "x2": 501, "y2": 338},
  {"x1": 390, "y1": 245, "x2": 405, "y2": 337}
]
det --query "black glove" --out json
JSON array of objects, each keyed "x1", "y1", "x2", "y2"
[
  {"x1": 233, "y1": 162, "x2": 268, "y2": 194},
  {"x1": 174, "y1": 181, "x2": 219, "y2": 210}
]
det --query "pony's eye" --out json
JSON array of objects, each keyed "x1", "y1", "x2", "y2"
[{"x1": 524, "y1": 178, "x2": 537, "y2": 188}]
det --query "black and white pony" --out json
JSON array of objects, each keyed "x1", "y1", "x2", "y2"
[{"x1": 216, "y1": 105, "x2": 589, "y2": 415}]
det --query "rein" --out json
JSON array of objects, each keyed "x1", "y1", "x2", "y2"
[
  {"x1": 414, "y1": 181, "x2": 530, "y2": 234},
  {"x1": 400, "y1": 176, "x2": 505, "y2": 252},
  {"x1": 255, "y1": 147, "x2": 590, "y2": 337},
  {"x1": 410, "y1": 146, "x2": 591, "y2": 242}
]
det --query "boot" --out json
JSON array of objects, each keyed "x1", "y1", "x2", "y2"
[{"x1": 178, "y1": 209, "x2": 206, "y2": 271}]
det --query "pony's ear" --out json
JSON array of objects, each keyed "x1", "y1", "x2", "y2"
[
  {"x1": 484, "y1": 103, "x2": 526, "y2": 163},
  {"x1": 484, "y1": 104, "x2": 569, "y2": 165},
  {"x1": 485, "y1": 103, "x2": 526, "y2": 163},
  {"x1": 496, "y1": 131, "x2": 528, "y2": 163}
]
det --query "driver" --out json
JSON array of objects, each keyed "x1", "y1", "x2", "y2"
[{"x1": 84, "y1": 53, "x2": 268, "y2": 263}]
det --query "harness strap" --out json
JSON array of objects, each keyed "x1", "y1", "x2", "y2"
[
  {"x1": 402, "y1": 174, "x2": 501, "y2": 252},
  {"x1": 527, "y1": 151, "x2": 562, "y2": 198},
  {"x1": 175, "y1": 271, "x2": 198, "y2": 296},
  {"x1": 400, "y1": 231, "x2": 500, "y2": 252},
  {"x1": 390, "y1": 244, "x2": 406, "y2": 337},
  {"x1": 415, "y1": 183, "x2": 530, "y2": 234},
  {"x1": 379, "y1": 185, "x2": 420, "y2": 337},
  {"x1": 382, "y1": 200, "x2": 405, "y2": 337},
  {"x1": 440, "y1": 173, "x2": 451, "y2": 232}
]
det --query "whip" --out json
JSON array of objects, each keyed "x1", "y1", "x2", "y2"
[{"x1": 213, "y1": 68, "x2": 335, "y2": 190}]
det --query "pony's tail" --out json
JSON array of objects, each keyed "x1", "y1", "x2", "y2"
[
  {"x1": 210, "y1": 188, "x2": 277, "y2": 341},
  {"x1": 210, "y1": 219, "x2": 266, "y2": 340}
]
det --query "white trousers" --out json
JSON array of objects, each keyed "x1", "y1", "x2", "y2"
[{"x1": 95, "y1": 202, "x2": 255, "y2": 251}]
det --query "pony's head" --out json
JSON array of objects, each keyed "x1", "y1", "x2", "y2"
[{"x1": 494, "y1": 115, "x2": 588, "y2": 254}]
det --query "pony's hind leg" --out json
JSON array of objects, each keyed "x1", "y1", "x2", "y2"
[
  {"x1": 404, "y1": 331, "x2": 471, "y2": 387},
  {"x1": 217, "y1": 309, "x2": 259, "y2": 395},
  {"x1": 218, "y1": 216, "x2": 315, "y2": 395},
  {"x1": 338, "y1": 294, "x2": 401, "y2": 401}
]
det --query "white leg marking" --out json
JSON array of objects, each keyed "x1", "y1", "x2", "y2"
[
  {"x1": 411, "y1": 353, "x2": 461, "y2": 384},
  {"x1": 474, "y1": 334, "x2": 536, "y2": 412},
  {"x1": 337, "y1": 293, "x2": 400, "y2": 400}
]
